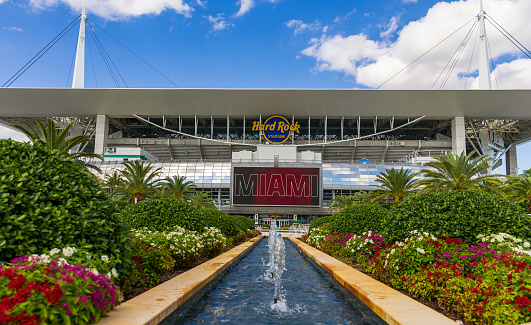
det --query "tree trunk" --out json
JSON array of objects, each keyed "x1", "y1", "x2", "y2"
[{"x1": 133, "y1": 192, "x2": 144, "y2": 203}]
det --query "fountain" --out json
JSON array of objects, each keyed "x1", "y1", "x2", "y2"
[
  {"x1": 270, "y1": 233, "x2": 286, "y2": 310},
  {"x1": 170, "y1": 220, "x2": 385, "y2": 324},
  {"x1": 267, "y1": 218, "x2": 278, "y2": 277},
  {"x1": 266, "y1": 218, "x2": 286, "y2": 308}
]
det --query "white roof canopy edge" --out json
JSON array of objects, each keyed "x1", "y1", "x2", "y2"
[{"x1": 0, "y1": 88, "x2": 530, "y2": 120}]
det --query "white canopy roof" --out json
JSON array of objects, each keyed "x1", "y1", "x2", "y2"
[{"x1": 0, "y1": 88, "x2": 530, "y2": 119}]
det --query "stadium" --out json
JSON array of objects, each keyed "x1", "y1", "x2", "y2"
[{"x1": 1, "y1": 2, "x2": 530, "y2": 226}]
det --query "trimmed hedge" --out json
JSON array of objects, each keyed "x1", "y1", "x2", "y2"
[
  {"x1": 386, "y1": 190, "x2": 530, "y2": 243},
  {"x1": 120, "y1": 198, "x2": 205, "y2": 232},
  {"x1": 231, "y1": 215, "x2": 254, "y2": 231},
  {"x1": 198, "y1": 209, "x2": 241, "y2": 237},
  {"x1": 0, "y1": 140, "x2": 131, "y2": 271},
  {"x1": 328, "y1": 204, "x2": 390, "y2": 235},
  {"x1": 309, "y1": 215, "x2": 335, "y2": 232}
]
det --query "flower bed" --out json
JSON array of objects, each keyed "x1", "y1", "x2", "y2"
[
  {"x1": 1, "y1": 227, "x2": 261, "y2": 324},
  {"x1": 1, "y1": 256, "x2": 121, "y2": 325},
  {"x1": 305, "y1": 226, "x2": 531, "y2": 324}
]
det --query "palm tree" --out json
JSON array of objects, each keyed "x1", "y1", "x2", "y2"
[
  {"x1": 114, "y1": 160, "x2": 162, "y2": 203},
  {"x1": 418, "y1": 151, "x2": 503, "y2": 193},
  {"x1": 328, "y1": 195, "x2": 358, "y2": 213},
  {"x1": 370, "y1": 167, "x2": 420, "y2": 204},
  {"x1": 161, "y1": 176, "x2": 197, "y2": 199},
  {"x1": 505, "y1": 175, "x2": 531, "y2": 213},
  {"x1": 102, "y1": 170, "x2": 123, "y2": 199},
  {"x1": 352, "y1": 191, "x2": 372, "y2": 204},
  {"x1": 11, "y1": 118, "x2": 103, "y2": 172},
  {"x1": 188, "y1": 191, "x2": 215, "y2": 209}
]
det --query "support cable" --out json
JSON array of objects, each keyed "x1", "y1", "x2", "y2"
[
  {"x1": 88, "y1": 18, "x2": 180, "y2": 88},
  {"x1": 376, "y1": 16, "x2": 477, "y2": 89},
  {"x1": 485, "y1": 14, "x2": 531, "y2": 58},
  {"x1": 486, "y1": 33, "x2": 499, "y2": 89},
  {"x1": 2, "y1": 15, "x2": 80, "y2": 87},
  {"x1": 86, "y1": 21, "x2": 128, "y2": 88},
  {"x1": 433, "y1": 19, "x2": 477, "y2": 89},
  {"x1": 464, "y1": 26, "x2": 479, "y2": 89},
  {"x1": 87, "y1": 29, "x2": 98, "y2": 87},
  {"x1": 65, "y1": 39, "x2": 78, "y2": 87},
  {"x1": 439, "y1": 19, "x2": 478, "y2": 89},
  {"x1": 86, "y1": 22, "x2": 120, "y2": 87}
]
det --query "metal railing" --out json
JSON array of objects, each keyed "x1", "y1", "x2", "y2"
[{"x1": 289, "y1": 224, "x2": 309, "y2": 235}]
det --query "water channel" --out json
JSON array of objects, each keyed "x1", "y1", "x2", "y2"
[{"x1": 170, "y1": 237, "x2": 384, "y2": 324}]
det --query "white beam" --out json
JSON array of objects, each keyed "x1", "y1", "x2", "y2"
[
  {"x1": 452, "y1": 117, "x2": 466, "y2": 155},
  {"x1": 72, "y1": 2, "x2": 86, "y2": 89},
  {"x1": 478, "y1": 0, "x2": 492, "y2": 90},
  {"x1": 94, "y1": 114, "x2": 108, "y2": 155}
]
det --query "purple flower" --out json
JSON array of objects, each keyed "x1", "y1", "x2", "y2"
[{"x1": 460, "y1": 255, "x2": 468, "y2": 260}]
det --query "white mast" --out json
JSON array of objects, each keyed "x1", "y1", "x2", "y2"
[
  {"x1": 72, "y1": 0, "x2": 86, "y2": 88},
  {"x1": 478, "y1": 0, "x2": 492, "y2": 90}
]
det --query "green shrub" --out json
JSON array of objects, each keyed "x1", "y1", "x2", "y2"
[
  {"x1": 123, "y1": 235, "x2": 175, "y2": 288},
  {"x1": 309, "y1": 215, "x2": 335, "y2": 232},
  {"x1": 0, "y1": 140, "x2": 131, "y2": 274},
  {"x1": 327, "y1": 204, "x2": 390, "y2": 235},
  {"x1": 198, "y1": 208, "x2": 241, "y2": 237},
  {"x1": 231, "y1": 215, "x2": 254, "y2": 232},
  {"x1": 120, "y1": 198, "x2": 205, "y2": 232},
  {"x1": 386, "y1": 190, "x2": 530, "y2": 243}
]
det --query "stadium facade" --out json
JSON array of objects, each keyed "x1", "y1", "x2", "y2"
[{"x1": 1, "y1": 3, "x2": 530, "y2": 226}]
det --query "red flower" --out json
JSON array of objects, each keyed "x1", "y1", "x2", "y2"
[
  {"x1": 515, "y1": 296, "x2": 531, "y2": 307},
  {"x1": 471, "y1": 288, "x2": 479, "y2": 294},
  {"x1": 508, "y1": 273, "x2": 513, "y2": 280},
  {"x1": 474, "y1": 306, "x2": 484, "y2": 313}
]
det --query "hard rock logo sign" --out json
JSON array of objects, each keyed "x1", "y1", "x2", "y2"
[{"x1": 252, "y1": 115, "x2": 301, "y2": 144}]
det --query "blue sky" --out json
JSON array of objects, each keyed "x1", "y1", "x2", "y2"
[{"x1": 1, "y1": 0, "x2": 530, "y2": 172}]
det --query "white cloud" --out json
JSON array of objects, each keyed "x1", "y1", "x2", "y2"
[
  {"x1": 233, "y1": 0, "x2": 278, "y2": 17},
  {"x1": 0, "y1": 0, "x2": 7, "y2": 4},
  {"x1": 3, "y1": 27, "x2": 23, "y2": 32},
  {"x1": 0, "y1": 126, "x2": 28, "y2": 142},
  {"x1": 468, "y1": 58, "x2": 531, "y2": 89},
  {"x1": 379, "y1": 15, "x2": 400, "y2": 39},
  {"x1": 29, "y1": 0, "x2": 194, "y2": 20},
  {"x1": 334, "y1": 8, "x2": 356, "y2": 24},
  {"x1": 234, "y1": 0, "x2": 254, "y2": 17},
  {"x1": 402, "y1": 0, "x2": 418, "y2": 3},
  {"x1": 286, "y1": 19, "x2": 321, "y2": 35},
  {"x1": 301, "y1": 0, "x2": 531, "y2": 89},
  {"x1": 206, "y1": 14, "x2": 233, "y2": 32}
]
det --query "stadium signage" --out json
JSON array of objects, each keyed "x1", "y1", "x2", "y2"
[
  {"x1": 232, "y1": 166, "x2": 321, "y2": 207},
  {"x1": 252, "y1": 115, "x2": 300, "y2": 144}
]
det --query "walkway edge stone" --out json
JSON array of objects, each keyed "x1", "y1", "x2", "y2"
[
  {"x1": 98, "y1": 235, "x2": 263, "y2": 325},
  {"x1": 289, "y1": 237, "x2": 457, "y2": 325}
]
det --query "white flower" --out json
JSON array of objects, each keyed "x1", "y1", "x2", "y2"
[
  {"x1": 86, "y1": 253, "x2": 92, "y2": 260},
  {"x1": 101, "y1": 255, "x2": 110, "y2": 263},
  {"x1": 49, "y1": 248, "x2": 61, "y2": 256},
  {"x1": 39, "y1": 254, "x2": 51, "y2": 263},
  {"x1": 416, "y1": 248, "x2": 425, "y2": 254},
  {"x1": 107, "y1": 272, "x2": 112, "y2": 278},
  {"x1": 524, "y1": 242, "x2": 530, "y2": 248},
  {"x1": 90, "y1": 268, "x2": 99, "y2": 275},
  {"x1": 62, "y1": 247, "x2": 76, "y2": 257},
  {"x1": 57, "y1": 258, "x2": 69, "y2": 266}
]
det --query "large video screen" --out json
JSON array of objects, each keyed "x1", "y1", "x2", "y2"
[{"x1": 231, "y1": 166, "x2": 321, "y2": 207}]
